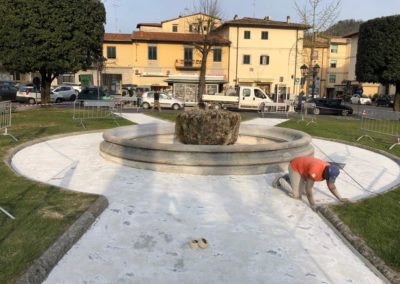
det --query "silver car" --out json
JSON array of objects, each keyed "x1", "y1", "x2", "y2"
[
  {"x1": 141, "y1": 92, "x2": 184, "y2": 110},
  {"x1": 51, "y1": 85, "x2": 77, "y2": 101}
]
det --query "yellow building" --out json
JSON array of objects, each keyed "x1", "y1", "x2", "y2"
[
  {"x1": 303, "y1": 36, "x2": 351, "y2": 98},
  {"x1": 69, "y1": 14, "x2": 314, "y2": 103},
  {"x1": 344, "y1": 31, "x2": 394, "y2": 97},
  {"x1": 74, "y1": 13, "x2": 229, "y2": 104},
  {"x1": 301, "y1": 33, "x2": 395, "y2": 99},
  {"x1": 214, "y1": 16, "x2": 309, "y2": 99}
]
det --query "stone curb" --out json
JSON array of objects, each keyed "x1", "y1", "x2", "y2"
[
  {"x1": 15, "y1": 196, "x2": 108, "y2": 284},
  {"x1": 314, "y1": 137, "x2": 400, "y2": 284}
]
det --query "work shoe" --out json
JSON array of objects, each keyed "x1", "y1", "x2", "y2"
[
  {"x1": 189, "y1": 239, "x2": 199, "y2": 249},
  {"x1": 272, "y1": 175, "x2": 282, "y2": 188},
  {"x1": 198, "y1": 238, "x2": 208, "y2": 249},
  {"x1": 282, "y1": 173, "x2": 290, "y2": 184}
]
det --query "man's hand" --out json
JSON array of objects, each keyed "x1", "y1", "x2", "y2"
[{"x1": 340, "y1": 198, "x2": 349, "y2": 203}]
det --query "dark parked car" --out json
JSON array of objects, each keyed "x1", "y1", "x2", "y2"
[
  {"x1": 0, "y1": 84, "x2": 17, "y2": 101},
  {"x1": 78, "y1": 88, "x2": 112, "y2": 100},
  {"x1": 305, "y1": 98, "x2": 353, "y2": 116},
  {"x1": 0, "y1": 80, "x2": 15, "y2": 86},
  {"x1": 376, "y1": 95, "x2": 394, "y2": 107},
  {"x1": 294, "y1": 96, "x2": 309, "y2": 111}
]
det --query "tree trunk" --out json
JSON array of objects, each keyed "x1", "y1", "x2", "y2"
[
  {"x1": 198, "y1": 50, "x2": 209, "y2": 104},
  {"x1": 40, "y1": 71, "x2": 53, "y2": 105},
  {"x1": 394, "y1": 82, "x2": 400, "y2": 112},
  {"x1": 175, "y1": 109, "x2": 241, "y2": 145}
]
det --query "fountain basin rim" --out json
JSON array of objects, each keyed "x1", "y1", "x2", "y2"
[{"x1": 102, "y1": 124, "x2": 312, "y2": 153}]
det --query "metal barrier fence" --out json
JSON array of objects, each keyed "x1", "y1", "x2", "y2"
[
  {"x1": 73, "y1": 100, "x2": 123, "y2": 128},
  {"x1": 297, "y1": 102, "x2": 317, "y2": 126},
  {"x1": 0, "y1": 100, "x2": 17, "y2": 141},
  {"x1": 111, "y1": 95, "x2": 141, "y2": 112},
  {"x1": 357, "y1": 108, "x2": 400, "y2": 149},
  {"x1": 259, "y1": 101, "x2": 292, "y2": 118}
]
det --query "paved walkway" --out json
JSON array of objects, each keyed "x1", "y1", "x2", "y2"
[{"x1": 11, "y1": 115, "x2": 400, "y2": 284}]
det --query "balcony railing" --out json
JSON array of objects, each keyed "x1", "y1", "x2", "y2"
[{"x1": 175, "y1": 59, "x2": 202, "y2": 70}]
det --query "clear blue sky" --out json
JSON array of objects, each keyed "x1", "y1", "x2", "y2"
[{"x1": 103, "y1": 0, "x2": 400, "y2": 33}]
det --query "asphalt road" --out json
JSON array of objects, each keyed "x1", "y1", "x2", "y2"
[{"x1": 11, "y1": 100, "x2": 395, "y2": 119}]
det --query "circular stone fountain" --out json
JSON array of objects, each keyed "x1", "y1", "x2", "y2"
[{"x1": 100, "y1": 124, "x2": 313, "y2": 175}]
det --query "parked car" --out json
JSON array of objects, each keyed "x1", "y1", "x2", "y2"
[
  {"x1": 16, "y1": 84, "x2": 63, "y2": 104},
  {"x1": 51, "y1": 85, "x2": 77, "y2": 101},
  {"x1": 141, "y1": 91, "x2": 184, "y2": 110},
  {"x1": 78, "y1": 87, "x2": 112, "y2": 100},
  {"x1": 306, "y1": 98, "x2": 353, "y2": 116},
  {"x1": 0, "y1": 80, "x2": 16, "y2": 87},
  {"x1": 294, "y1": 95, "x2": 310, "y2": 111},
  {"x1": 376, "y1": 95, "x2": 394, "y2": 107},
  {"x1": 0, "y1": 84, "x2": 17, "y2": 101},
  {"x1": 350, "y1": 94, "x2": 372, "y2": 105},
  {"x1": 61, "y1": 82, "x2": 82, "y2": 95}
]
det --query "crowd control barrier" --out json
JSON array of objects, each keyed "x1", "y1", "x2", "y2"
[
  {"x1": 357, "y1": 109, "x2": 400, "y2": 150},
  {"x1": 73, "y1": 100, "x2": 122, "y2": 128},
  {"x1": 0, "y1": 100, "x2": 17, "y2": 141},
  {"x1": 259, "y1": 101, "x2": 292, "y2": 118},
  {"x1": 297, "y1": 102, "x2": 317, "y2": 126}
]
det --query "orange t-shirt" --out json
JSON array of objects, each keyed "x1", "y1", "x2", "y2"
[{"x1": 291, "y1": 156, "x2": 329, "y2": 181}]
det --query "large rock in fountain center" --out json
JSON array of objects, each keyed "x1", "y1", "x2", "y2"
[{"x1": 175, "y1": 109, "x2": 241, "y2": 145}]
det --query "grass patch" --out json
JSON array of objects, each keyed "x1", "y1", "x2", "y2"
[
  {"x1": 280, "y1": 116, "x2": 400, "y2": 156},
  {"x1": 332, "y1": 191, "x2": 400, "y2": 271},
  {"x1": 279, "y1": 116, "x2": 400, "y2": 271},
  {"x1": 0, "y1": 107, "x2": 131, "y2": 283}
]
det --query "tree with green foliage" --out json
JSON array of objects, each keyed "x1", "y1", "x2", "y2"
[
  {"x1": 356, "y1": 15, "x2": 400, "y2": 111},
  {"x1": 0, "y1": 0, "x2": 106, "y2": 103}
]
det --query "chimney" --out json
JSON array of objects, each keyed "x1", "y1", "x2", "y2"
[
  {"x1": 233, "y1": 14, "x2": 238, "y2": 20},
  {"x1": 264, "y1": 16, "x2": 270, "y2": 21},
  {"x1": 287, "y1": 16, "x2": 291, "y2": 23}
]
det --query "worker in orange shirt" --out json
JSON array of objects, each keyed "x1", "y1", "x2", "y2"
[{"x1": 272, "y1": 156, "x2": 348, "y2": 211}]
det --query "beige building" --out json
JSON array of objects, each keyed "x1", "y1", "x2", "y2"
[
  {"x1": 344, "y1": 31, "x2": 395, "y2": 97},
  {"x1": 72, "y1": 14, "x2": 311, "y2": 102},
  {"x1": 301, "y1": 32, "x2": 394, "y2": 99},
  {"x1": 214, "y1": 17, "x2": 309, "y2": 99},
  {"x1": 302, "y1": 36, "x2": 351, "y2": 98},
  {"x1": 72, "y1": 13, "x2": 230, "y2": 104}
]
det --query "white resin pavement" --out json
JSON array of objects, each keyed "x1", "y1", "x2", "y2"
[{"x1": 11, "y1": 115, "x2": 400, "y2": 284}]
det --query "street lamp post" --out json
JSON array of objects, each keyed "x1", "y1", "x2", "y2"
[
  {"x1": 300, "y1": 64, "x2": 320, "y2": 98},
  {"x1": 300, "y1": 64, "x2": 308, "y2": 95}
]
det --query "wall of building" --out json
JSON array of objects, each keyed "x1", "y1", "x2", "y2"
[
  {"x1": 224, "y1": 26, "x2": 304, "y2": 97},
  {"x1": 347, "y1": 35, "x2": 358, "y2": 81},
  {"x1": 139, "y1": 26, "x2": 162, "y2": 32},
  {"x1": 326, "y1": 38, "x2": 349, "y2": 90},
  {"x1": 161, "y1": 14, "x2": 222, "y2": 34}
]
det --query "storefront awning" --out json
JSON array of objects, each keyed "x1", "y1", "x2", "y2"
[
  {"x1": 165, "y1": 74, "x2": 227, "y2": 84},
  {"x1": 238, "y1": 78, "x2": 274, "y2": 84}
]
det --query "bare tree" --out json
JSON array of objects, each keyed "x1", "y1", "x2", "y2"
[
  {"x1": 187, "y1": 0, "x2": 223, "y2": 104},
  {"x1": 295, "y1": 0, "x2": 341, "y2": 97}
]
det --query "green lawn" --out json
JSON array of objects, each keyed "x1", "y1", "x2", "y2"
[
  {"x1": 280, "y1": 116, "x2": 400, "y2": 271},
  {"x1": 0, "y1": 107, "x2": 131, "y2": 284}
]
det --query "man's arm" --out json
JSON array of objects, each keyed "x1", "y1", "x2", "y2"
[
  {"x1": 305, "y1": 178, "x2": 316, "y2": 208},
  {"x1": 326, "y1": 181, "x2": 348, "y2": 202}
]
